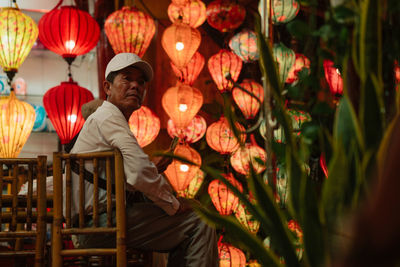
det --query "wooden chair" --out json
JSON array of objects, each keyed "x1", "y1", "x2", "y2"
[
  {"x1": 0, "y1": 156, "x2": 48, "y2": 267},
  {"x1": 52, "y1": 150, "x2": 152, "y2": 267}
]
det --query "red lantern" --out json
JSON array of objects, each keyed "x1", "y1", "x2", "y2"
[
  {"x1": 38, "y1": 6, "x2": 100, "y2": 61},
  {"x1": 206, "y1": 116, "x2": 246, "y2": 155},
  {"x1": 128, "y1": 106, "x2": 160, "y2": 147},
  {"x1": 218, "y1": 240, "x2": 246, "y2": 267},
  {"x1": 286, "y1": 53, "x2": 310, "y2": 84},
  {"x1": 230, "y1": 135, "x2": 266, "y2": 175},
  {"x1": 208, "y1": 173, "x2": 243, "y2": 215},
  {"x1": 168, "y1": 0, "x2": 206, "y2": 28},
  {"x1": 43, "y1": 79, "x2": 94, "y2": 144},
  {"x1": 162, "y1": 23, "x2": 201, "y2": 69},
  {"x1": 167, "y1": 115, "x2": 207, "y2": 143},
  {"x1": 162, "y1": 83, "x2": 203, "y2": 129},
  {"x1": 232, "y1": 79, "x2": 264, "y2": 119},
  {"x1": 164, "y1": 143, "x2": 202, "y2": 192},
  {"x1": 208, "y1": 49, "x2": 243, "y2": 92},
  {"x1": 323, "y1": 59, "x2": 343, "y2": 97},
  {"x1": 104, "y1": 6, "x2": 155, "y2": 57},
  {"x1": 206, "y1": 1, "x2": 246, "y2": 33},
  {"x1": 320, "y1": 153, "x2": 328, "y2": 178},
  {"x1": 171, "y1": 52, "x2": 205, "y2": 85}
]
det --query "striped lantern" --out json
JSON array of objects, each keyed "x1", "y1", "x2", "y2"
[
  {"x1": 208, "y1": 173, "x2": 243, "y2": 215},
  {"x1": 105, "y1": 6, "x2": 155, "y2": 57},
  {"x1": 206, "y1": 1, "x2": 246, "y2": 32},
  {"x1": 272, "y1": 0, "x2": 300, "y2": 25},
  {"x1": 232, "y1": 79, "x2": 264, "y2": 119},
  {"x1": 128, "y1": 106, "x2": 160, "y2": 147},
  {"x1": 230, "y1": 135, "x2": 266, "y2": 175},
  {"x1": 171, "y1": 51, "x2": 205, "y2": 85},
  {"x1": 218, "y1": 241, "x2": 246, "y2": 267},
  {"x1": 273, "y1": 42, "x2": 295, "y2": 84},
  {"x1": 179, "y1": 169, "x2": 205, "y2": 198},
  {"x1": 168, "y1": 0, "x2": 206, "y2": 28},
  {"x1": 167, "y1": 114, "x2": 207, "y2": 143},
  {"x1": 229, "y1": 30, "x2": 259, "y2": 62}
]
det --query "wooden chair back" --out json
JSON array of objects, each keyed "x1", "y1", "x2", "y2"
[
  {"x1": 52, "y1": 150, "x2": 127, "y2": 267},
  {"x1": 0, "y1": 156, "x2": 48, "y2": 267}
]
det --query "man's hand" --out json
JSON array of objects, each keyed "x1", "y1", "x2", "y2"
[{"x1": 152, "y1": 155, "x2": 173, "y2": 173}]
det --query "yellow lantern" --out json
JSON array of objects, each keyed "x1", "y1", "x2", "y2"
[
  {"x1": 0, "y1": 7, "x2": 38, "y2": 82},
  {"x1": 0, "y1": 92, "x2": 35, "y2": 157}
]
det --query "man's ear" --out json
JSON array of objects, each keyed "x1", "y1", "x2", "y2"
[{"x1": 103, "y1": 80, "x2": 111, "y2": 97}]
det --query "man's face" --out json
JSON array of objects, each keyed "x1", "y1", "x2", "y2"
[{"x1": 104, "y1": 66, "x2": 147, "y2": 118}]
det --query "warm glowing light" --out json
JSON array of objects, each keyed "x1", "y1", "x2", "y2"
[
  {"x1": 176, "y1": 42, "x2": 184, "y2": 51},
  {"x1": 180, "y1": 164, "x2": 189, "y2": 172},
  {"x1": 179, "y1": 104, "x2": 188, "y2": 112},
  {"x1": 67, "y1": 114, "x2": 77, "y2": 123},
  {"x1": 65, "y1": 40, "x2": 76, "y2": 50}
]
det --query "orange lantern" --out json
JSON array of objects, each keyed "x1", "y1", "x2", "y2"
[
  {"x1": 323, "y1": 59, "x2": 343, "y2": 97},
  {"x1": 230, "y1": 135, "x2": 266, "y2": 175},
  {"x1": 206, "y1": 1, "x2": 246, "y2": 33},
  {"x1": 167, "y1": 115, "x2": 207, "y2": 143},
  {"x1": 286, "y1": 53, "x2": 310, "y2": 84},
  {"x1": 161, "y1": 83, "x2": 203, "y2": 129},
  {"x1": 208, "y1": 173, "x2": 243, "y2": 215},
  {"x1": 235, "y1": 199, "x2": 260, "y2": 234},
  {"x1": 164, "y1": 143, "x2": 202, "y2": 192},
  {"x1": 232, "y1": 79, "x2": 264, "y2": 119},
  {"x1": 168, "y1": 0, "x2": 206, "y2": 28},
  {"x1": 105, "y1": 6, "x2": 155, "y2": 57},
  {"x1": 206, "y1": 116, "x2": 246, "y2": 155},
  {"x1": 172, "y1": 0, "x2": 189, "y2": 5},
  {"x1": 208, "y1": 49, "x2": 243, "y2": 92},
  {"x1": 162, "y1": 23, "x2": 201, "y2": 69},
  {"x1": 171, "y1": 51, "x2": 205, "y2": 85},
  {"x1": 0, "y1": 91, "x2": 35, "y2": 157},
  {"x1": 128, "y1": 105, "x2": 160, "y2": 147},
  {"x1": 218, "y1": 240, "x2": 246, "y2": 267},
  {"x1": 179, "y1": 169, "x2": 205, "y2": 198}
]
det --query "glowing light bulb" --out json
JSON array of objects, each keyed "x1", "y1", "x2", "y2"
[
  {"x1": 180, "y1": 164, "x2": 189, "y2": 172},
  {"x1": 65, "y1": 40, "x2": 76, "y2": 50},
  {"x1": 336, "y1": 68, "x2": 341, "y2": 75},
  {"x1": 175, "y1": 42, "x2": 184, "y2": 51},
  {"x1": 67, "y1": 114, "x2": 77, "y2": 123},
  {"x1": 179, "y1": 104, "x2": 188, "y2": 112}
]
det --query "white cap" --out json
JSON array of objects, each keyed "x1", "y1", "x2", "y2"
[{"x1": 105, "y1": 53, "x2": 154, "y2": 82}]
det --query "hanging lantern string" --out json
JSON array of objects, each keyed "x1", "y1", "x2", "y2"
[
  {"x1": 12, "y1": 0, "x2": 19, "y2": 9},
  {"x1": 52, "y1": 0, "x2": 64, "y2": 11}
]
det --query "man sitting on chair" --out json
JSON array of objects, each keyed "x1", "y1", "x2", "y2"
[{"x1": 69, "y1": 53, "x2": 218, "y2": 267}]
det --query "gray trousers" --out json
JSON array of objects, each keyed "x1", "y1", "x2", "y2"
[{"x1": 77, "y1": 202, "x2": 218, "y2": 267}]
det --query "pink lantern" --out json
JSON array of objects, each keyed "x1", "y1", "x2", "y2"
[
  {"x1": 12, "y1": 77, "x2": 27, "y2": 95},
  {"x1": 323, "y1": 59, "x2": 343, "y2": 96},
  {"x1": 206, "y1": 1, "x2": 246, "y2": 33},
  {"x1": 128, "y1": 106, "x2": 160, "y2": 147},
  {"x1": 167, "y1": 115, "x2": 207, "y2": 143},
  {"x1": 208, "y1": 173, "x2": 243, "y2": 215},
  {"x1": 232, "y1": 79, "x2": 264, "y2": 119},
  {"x1": 230, "y1": 135, "x2": 266, "y2": 175},
  {"x1": 171, "y1": 52, "x2": 205, "y2": 85},
  {"x1": 286, "y1": 53, "x2": 310, "y2": 84}
]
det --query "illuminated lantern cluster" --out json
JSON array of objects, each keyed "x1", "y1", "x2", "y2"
[
  {"x1": 229, "y1": 30, "x2": 259, "y2": 62},
  {"x1": 164, "y1": 143, "x2": 202, "y2": 193},
  {"x1": 171, "y1": 52, "x2": 205, "y2": 86},
  {"x1": 206, "y1": 116, "x2": 246, "y2": 155},
  {"x1": 43, "y1": 79, "x2": 94, "y2": 144},
  {"x1": 232, "y1": 79, "x2": 264, "y2": 119},
  {"x1": 272, "y1": 0, "x2": 300, "y2": 25},
  {"x1": 206, "y1": 1, "x2": 246, "y2": 33},
  {"x1": 230, "y1": 135, "x2": 266, "y2": 175},
  {"x1": 167, "y1": 115, "x2": 207, "y2": 143},
  {"x1": 218, "y1": 240, "x2": 246, "y2": 267},
  {"x1": 273, "y1": 43, "x2": 295, "y2": 84},
  {"x1": 235, "y1": 199, "x2": 260, "y2": 234},
  {"x1": 286, "y1": 53, "x2": 310, "y2": 84},
  {"x1": 179, "y1": 169, "x2": 205, "y2": 198},
  {"x1": 0, "y1": 92, "x2": 35, "y2": 158},
  {"x1": 323, "y1": 60, "x2": 343, "y2": 97},
  {"x1": 162, "y1": 83, "x2": 203, "y2": 130},
  {"x1": 128, "y1": 106, "x2": 160, "y2": 147},
  {"x1": 105, "y1": 6, "x2": 155, "y2": 57},
  {"x1": 39, "y1": 6, "x2": 100, "y2": 62},
  {"x1": 168, "y1": 0, "x2": 206, "y2": 28},
  {"x1": 208, "y1": 173, "x2": 243, "y2": 215},
  {"x1": 208, "y1": 49, "x2": 243, "y2": 92}
]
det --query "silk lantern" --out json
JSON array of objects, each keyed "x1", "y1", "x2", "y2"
[
  {"x1": 209, "y1": 173, "x2": 243, "y2": 215},
  {"x1": 208, "y1": 49, "x2": 243, "y2": 92},
  {"x1": 323, "y1": 59, "x2": 343, "y2": 96},
  {"x1": 43, "y1": 79, "x2": 94, "y2": 144},
  {"x1": 171, "y1": 51, "x2": 205, "y2": 85},
  {"x1": 232, "y1": 79, "x2": 264, "y2": 119},
  {"x1": 273, "y1": 43, "x2": 295, "y2": 84},
  {"x1": 230, "y1": 135, "x2": 266, "y2": 175},
  {"x1": 162, "y1": 83, "x2": 203, "y2": 129},
  {"x1": 179, "y1": 169, "x2": 205, "y2": 198},
  {"x1": 172, "y1": 0, "x2": 189, "y2": 5},
  {"x1": 39, "y1": 5, "x2": 100, "y2": 63},
  {"x1": 286, "y1": 53, "x2": 310, "y2": 84},
  {"x1": 229, "y1": 30, "x2": 259, "y2": 62},
  {"x1": 206, "y1": 116, "x2": 246, "y2": 154},
  {"x1": 235, "y1": 200, "x2": 260, "y2": 234},
  {"x1": 128, "y1": 106, "x2": 160, "y2": 147},
  {"x1": 0, "y1": 7, "x2": 38, "y2": 83},
  {"x1": 164, "y1": 143, "x2": 202, "y2": 192},
  {"x1": 168, "y1": 0, "x2": 206, "y2": 28},
  {"x1": 206, "y1": 1, "x2": 246, "y2": 33},
  {"x1": 105, "y1": 6, "x2": 155, "y2": 57},
  {"x1": 218, "y1": 241, "x2": 246, "y2": 267},
  {"x1": 272, "y1": 0, "x2": 300, "y2": 24},
  {"x1": 0, "y1": 91, "x2": 35, "y2": 158},
  {"x1": 162, "y1": 23, "x2": 201, "y2": 69},
  {"x1": 167, "y1": 115, "x2": 207, "y2": 143}
]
